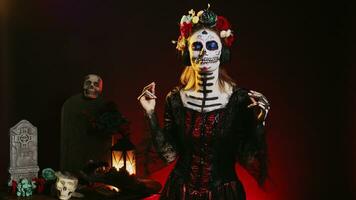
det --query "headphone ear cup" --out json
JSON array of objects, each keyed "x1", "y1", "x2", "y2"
[
  {"x1": 182, "y1": 50, "x2": 191, "y2": 66},
  {"x1": 220, "y1": 47, "x2": 231, "y2": 64}
]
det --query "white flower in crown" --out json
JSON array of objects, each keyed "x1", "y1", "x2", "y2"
[
  {"x1": 180, "y1": 15, "x2": 192, "y2": 25},
  {"x1": 220, "y1": 29, "x2": 232, "y2": 38}
]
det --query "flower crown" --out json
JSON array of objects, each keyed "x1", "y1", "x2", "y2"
[{"x1": 175, "y1": 4, "x2": 236, "y2": 52}]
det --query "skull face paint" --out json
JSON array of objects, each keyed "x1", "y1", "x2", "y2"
[
  {"x1": 188, "y1": 29, "x2": 222, "y2": 72},
  {"x1": 83, "y1": 74, "x2": 103, "y2": 99},
  {"x1": 55, "y1": 172, "x2": 78, "y2": 200}
]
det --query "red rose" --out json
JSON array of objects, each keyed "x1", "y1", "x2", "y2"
[
  {"x1": 216, "y1": 16, "x2": 231, "y2": 30},
  {"x1": 32, "y1": 178, "x2": 46, "y2": 193},
  {"x1": 11, "y1": 180, "x2": 17, "y2": 194},
  {"x1": 180, "y1": 22, "x2": 192, "y2": 38},
  {"x1": 224, "y1": 35, "x2": 235, "y2": 47}
]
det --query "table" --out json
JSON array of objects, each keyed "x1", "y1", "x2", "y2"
[{"x1": 0, "y1": 187, "x2": 158, "y2": 200}]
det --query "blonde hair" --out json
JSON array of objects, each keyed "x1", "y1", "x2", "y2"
[{"x1": 180, "y1": 66, "x2": 236, "y2": 92}]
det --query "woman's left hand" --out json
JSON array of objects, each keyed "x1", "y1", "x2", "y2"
[{"x1": 247, "y1": 90, "x2": 270, "y2": 122}]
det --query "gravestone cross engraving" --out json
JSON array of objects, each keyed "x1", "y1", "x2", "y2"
[{"x1": 8, "y1": 120, "x2": 39, "y2": 185}]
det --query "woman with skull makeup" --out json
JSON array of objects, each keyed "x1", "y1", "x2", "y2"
[{"x1": 138, "y1": 7, "x2": 270, "y2": 200}]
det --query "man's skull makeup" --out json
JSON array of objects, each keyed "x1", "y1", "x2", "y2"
[
  {"x1": 55, "y1": 172, "x2": 78, "y2": 200},
  {"x1": 188, "y1": 29, "x2": 222, "y2": 72},
  {"x1": 83, "y1": 74, "x2": 103, "y2": 99}
]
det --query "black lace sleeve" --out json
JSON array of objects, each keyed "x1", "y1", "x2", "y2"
[
  {"x1": 235, "y1": 89, "x2": 269, "y2": 187},
  {"x1": 145, "y1": 93, "x2": 177, "y2": 163}
]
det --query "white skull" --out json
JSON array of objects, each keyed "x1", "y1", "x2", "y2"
[
  {"x1": 83, "y1": 74, "x2": 103, "y2": 99},
  {"x1": 55, "y1": 172, "x2": 78, "y2": 200},
  {"x1": 188, "y1": 29, "x2": 222, "y2": 72}
]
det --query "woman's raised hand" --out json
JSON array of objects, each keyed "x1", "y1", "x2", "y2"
[
  {"x1": 137, "y1": 82, "x2": 157, "y2": 114},
  {"x1": 247, "y1": 90, "x2": 270, "y2": 122}
]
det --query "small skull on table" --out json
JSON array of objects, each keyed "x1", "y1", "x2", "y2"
[{"x1": 55, "y1": 172, "x2": 78, "y2": 200}]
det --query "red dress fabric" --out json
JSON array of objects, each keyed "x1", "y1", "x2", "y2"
[{"x1": 160, "y1": 109, "x2": 245, "y2": 200}]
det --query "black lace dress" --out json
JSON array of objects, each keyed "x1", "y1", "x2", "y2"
[{"x1": 146, "y1": 87, "x2": 268, "y2": 200}]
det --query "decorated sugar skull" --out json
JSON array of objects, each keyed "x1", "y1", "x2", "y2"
[
  {"x1": 55, "y1": 172, "x2": 78, "y2": 200},
  {"x1": 188, "y1": 29, "x2": 222, "y2": 72},
  {"x1": 83, "y1": 74, "x2": 103, "y2": 99}
]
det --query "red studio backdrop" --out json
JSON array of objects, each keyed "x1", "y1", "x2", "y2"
[{"x1": 0, "y1": 0, "x2": 353, "y2": 200}]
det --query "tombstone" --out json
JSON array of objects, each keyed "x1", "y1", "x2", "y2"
[{"x1": 8, "y1": 120, "x2": 40, "y2": 185}]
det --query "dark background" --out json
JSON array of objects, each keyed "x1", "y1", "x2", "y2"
[{"x1": 0, "y1": 0, "x2": 353, "y2": 199}]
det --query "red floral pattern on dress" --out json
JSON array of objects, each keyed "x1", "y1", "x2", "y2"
[{"x1": 186, "y1": 110, "x2": 224, "y2": 195}]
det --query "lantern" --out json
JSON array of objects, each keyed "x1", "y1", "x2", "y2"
[{"x1": 111, "y1": 137, "x2": 136, "y2": 175}]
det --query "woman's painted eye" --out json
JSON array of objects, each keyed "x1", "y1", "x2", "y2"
[
  {"x1": 192, "y1": 42, "x2": 203, "y2": 51},
  {"x1": 206, "y1": 41, "x2": 219, "y2": 50}
]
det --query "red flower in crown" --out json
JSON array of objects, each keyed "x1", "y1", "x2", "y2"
[
  {"x1": 225, "y1": 35, "x2": 236, "y2": 47},
  {"x1": 180, "y1": 22, "x2": 192, "y2": 38},
  {"x1": 216, "y1": 16, "x2": 231, "y2": 31}
]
